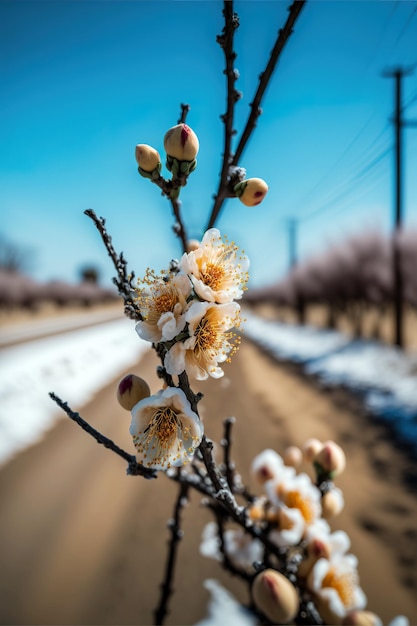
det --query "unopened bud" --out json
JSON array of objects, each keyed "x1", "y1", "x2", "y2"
[
  {"x1": 234, "y1": 178, "x2": 268, "y2": 207},
  {"x1": 252, "y1": 569, "x2": 299, "y2": 624},
  {"x1": 283, "y1": 445, "x2": 302, "y2": 467},
  {"x1": 298, "y1": 537, "x2": 331, "y2": 578},
  {"x1": 321, "y1": 487, "x2": 345, "y2": 518},
  {"x1": 117, "y1": 374, "x2": 151, "y2": 411},
  {"x1": 342, "y1": 610, "x2": 383, "y2": 626},
  {"x1": 135, "y1": 144, "x2": 161, "y2": 173},
  {"x1": 314, "y1": 440, "x2": 346, "y2": 478},
  {"x1": 302, "y1": 438, "x2": 323, "y2": 463},
  {"x1": 164, "y1": 123, "x2": 199, "y2": 161}
]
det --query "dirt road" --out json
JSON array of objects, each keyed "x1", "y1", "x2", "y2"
[{"x1": 1, "y1": 339, "x2": 416, "y2": 625}]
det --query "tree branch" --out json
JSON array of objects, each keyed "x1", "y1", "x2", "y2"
[
  {"x1": 221, "y1": 416, "x2": 237, "y2": 491},
  {"x1": 84, "y1": 209, "x2": 142, "y2": 321},
  {"x1": 178, "y1": 103, "x2": 191, "y2": 124},
  {"x1": 207, "y1": 0, "x2": 240, "y2": 230},
  {"x1": 233, "y1": 0, "x2": 306, "y2": 167},
  {"x1": 49, "y1": 392, "x2": 156, "y2": 479},
  {"x1": 154, "y1": 477, "x2": 190, "y2": 625},
  {"x1": 207, "y1": 0, "x2": 307, "y2": 230}
]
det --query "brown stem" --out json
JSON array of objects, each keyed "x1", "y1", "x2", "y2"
[
  {"x1": 178, "y1": 103, "x2": 190, "y2": 124},
  {"x1": 49, "y1": 393, "x2": 156, "y2": 479},
  {"x1": 221, "y1": 416, "x2": 236, "y2": 490},
  {"x1": 207, "y1": 1, "x2": 240, "y2": 229},
  {"x1": 84, "y1": 209, "x2": 142, "y2": 321},
  {"x1": 207, "y1": 0, "x2": 307, "y2": 230},
  {"x1": 154, "y1": 477, "x2": 190, "y2": 625}
]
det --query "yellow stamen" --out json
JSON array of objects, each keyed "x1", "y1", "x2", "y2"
[
  {"x1": 284, "y1": 490, "x2": 316, "y2": 524},
  {"x1": 322, "y1": 567, "x2": 355, "y2": 607}
]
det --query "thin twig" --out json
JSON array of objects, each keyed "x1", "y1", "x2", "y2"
[
  {"x1": 154, "y1": 477, "x2": 190, "y2": 625},
  {"x1": 177, "y1": 103, "x2": 190, "y2": 124},
  {"x1": 221, "y1": 416, "x2": 236, "y2": 490},
  {"x1": 147, "y1": 175, "x2": 188, "y2": 252},
  {"x1": 207, "y1": 0, "x2": 307, "y2": 230},
  {"x1": 208, "y1": 1, "x2": 240, "y2": 230},
  {"x1": 84, "y1": 209, "x2": 142, "y2": 320},
  {"x1": 233, "y1": 0, "x2": 306, "y2": 166},
  {"x1": 212, "y1": 504, "x2": 253, "y2": 583},
  {"x1": 49, "y1": 392, "x2": 156, "y2": 479}
]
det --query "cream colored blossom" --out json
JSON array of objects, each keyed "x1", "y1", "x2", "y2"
[
  {"x1": 307, "y1": 554, "x2": 367, "y2": 624},
  {"x1": 180, "y1": 228, "x2": 249, "y2": 303},
  {"x1": 266, "y1": 471, "x2": 321, "y2": 527},
  {"x1": 299, "y1": 519, "x2": 350, "y2": 577},
  {"x1": 269, "y1": 506, "x2": 305, "y2": 547},
  {"x1": 165, "y1": 300, "x2": 241, "y2": 380},
  {"x1": 135, "y1": 272, "x2": 191, "y2": 343},
  {"x1": 251, "y1": 449, "x2": 286, "y2": 484},
  {"x1": 200, "y1": 522, "x2": 263, "y2": 570},
  {"x1": 130, "y1": 387, "x2": 203, "y2": 470}
]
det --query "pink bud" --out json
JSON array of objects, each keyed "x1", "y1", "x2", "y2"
[
  {"x1": 163, "y1": 123, "x2": 199, "y2": 161},
  {"x1": 252, "y1": 569, "x2": 299, "y2": 623},
  {"x1": 237, "y1": 178, "x2": 268, "y2": 207},
  {"x1": 302, "y1": 438, "x2": 323, "y2": 463},
  {"x1": 117, "y1": 374, "x2": 151, "y2": 411},
  {"x1": 314, "y1": 440, "x2": 346, "y2": 477},
  {"x1": 342, "y1": 610, "x2": 382, "y2": 626},
  {"x1": 283, "y1": 445, "x2": 303, "y2": 467},
  {"x1": 135, "y1": 144, "x2": 161, "y2": 172}
]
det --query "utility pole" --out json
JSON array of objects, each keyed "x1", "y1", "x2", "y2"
[
  {"x1": 383, "y1": 66, "x2": 415, "y2": 348},
  {"x1": 286, "y1": 217, "x2": 305, "y2": 323},
  {"x1": 287, "y1": 218, "x2": 298, "y2": 269}
]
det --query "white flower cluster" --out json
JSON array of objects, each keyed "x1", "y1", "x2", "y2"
[
  {"x1": 135, "y1": 228, "x2": 249, "y2": 380},
  {"x1": 201, "y1": 440, "x2": 404, "y2": 625},
  {"x1": 125, "y1": 228, "x2": 249, "y2": 471}
]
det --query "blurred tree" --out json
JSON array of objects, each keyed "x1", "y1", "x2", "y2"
[
  {"x1": 0, "y1": 233, "x2": 34, "y2": 273},
  {"x1": 79, "y1": 265, "x2": 100, "y2": 284}
]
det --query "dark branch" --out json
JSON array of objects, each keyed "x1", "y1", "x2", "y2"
[
  {"x1": 49, "y1": 392, "x2": 156, "y2": 479},
  {"x1": 233, "y1": 0, "x2": 306, "y2": 166},
  {"x1": 84, "y1": 209, "x2": 142, "y2": 321},
  {"x1": 178, "y1": 103, "x2": 191, "y2": 124},
  {"x1": 154, "y1": 477, "x2": 190, "y2": 625},
  {"x1": 207, "y1": 0, "x2": 306, "y2": 229},
  {"x1": 147, "y1": 176, "x2": 188, "y2": 252},
  {"x1": 207, "y1": 0, "x2": 240, "y2": 230},
  {"x1": 221, "y1": 416, "x2": 237, "y2": 490},
  {"x1": 212, "y1": 504, "x2": 253, "y2": 583}
]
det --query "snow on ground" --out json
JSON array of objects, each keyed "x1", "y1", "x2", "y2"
[
  {"x1": 0, "y1": 317, "x2": 149, "y2": 467},
  {"x1": 195, "y1": 579, "x2": 256, "y2": 626},
  {"x1": 1, "y1": 310, "x2": 416, "y2": 467},
  {"x1": 243, "y1": 310, "x2": 417, "y2": 453}
]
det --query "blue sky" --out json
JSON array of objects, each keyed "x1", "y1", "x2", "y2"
[{"x1": 1, "y1": 0, "x2": 417, "y2": 289}]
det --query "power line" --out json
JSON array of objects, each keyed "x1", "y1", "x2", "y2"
[{"x1": 298, "y1": 145, "x2": 390, "y2": 222}]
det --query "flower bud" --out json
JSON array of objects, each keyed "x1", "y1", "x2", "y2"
[
  {"x1": 321, "y1": 487, "x2": 345, "y2": 518},
  {"x1": 298, "y1": 537, "x2": 331, "y2": 578},
  {"x1": 234, "y1": 178, "x2": 268, "y2": 207},
  {"x1": 314, "y1": 440, "x2": 346, "y2": 478},
  {"x1": 283, "y1": 445, "x2": 302, "y2": 468},
  {"x1": 135, "y1": 144, "x2": 161, "y2": 173},
  {"x1": 302, "y1": 438, "x2": 323, "y2": 463},
  {"x1": 163, "y1": 123, "x2": 199, "y2": 161},
  {"x1": 342, "y1": 610, "x2": 382, "y2": 626},
  {"x1": 252, "y1": 569, "x2": 299, "y2": 624},
  {"x1": 117, "y1": 374, "x2": 151, "y2": 411}
]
